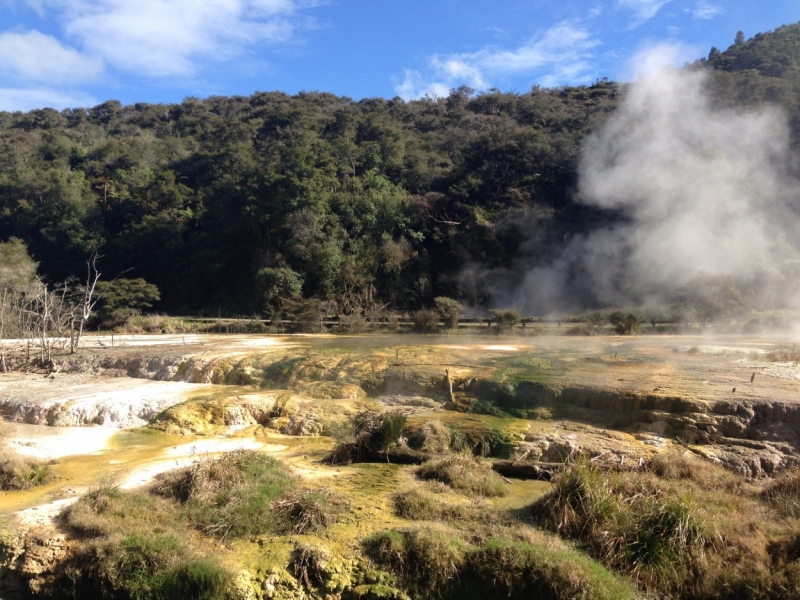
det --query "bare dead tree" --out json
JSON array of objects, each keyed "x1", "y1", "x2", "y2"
[{"x1": 69, "y1": 253, "x2": 101, "y2": 353}]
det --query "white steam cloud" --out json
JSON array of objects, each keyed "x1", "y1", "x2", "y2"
[{"x1": 485, "y1": 48, "x2": 800, "y2": 314}]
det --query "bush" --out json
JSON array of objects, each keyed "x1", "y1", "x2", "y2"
[
  {"x1": 489, "y1": 309, "x2": 520, "y2": 332},
  {"x1": 413, "y1": 309, "x2": 440, "y2": 332},
  {"x1": 95, "y1": 278, "x2": 161, "y2": 327},
  {"x1": 417, "y1": 456, "x2": 507, "y2": 497},
  {"x1": 434, "y1": 297, "x2": 462, "y2": 329},
  {"x1": 608, "y1": 311, "x2": 641, "y2": 335}
]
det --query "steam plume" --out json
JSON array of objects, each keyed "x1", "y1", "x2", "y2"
[{"x1": 493, "y1": 48, "x2": 800, "y2": 314}]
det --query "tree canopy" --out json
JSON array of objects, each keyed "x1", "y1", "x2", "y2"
[{"x1": 0, "y1": 22, "x2": 799, "y2": 317}]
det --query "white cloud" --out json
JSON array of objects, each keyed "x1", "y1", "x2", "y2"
[
  {"x1": 15, "y1": 0, "x2": 307, "y2": 78},
  {"x1": 0, "y1": 87, "x2": 96, "y2": 111},
  {"x1": 618, "y1": 0, "x2": 672, "y2": 24},
  {"x1": 692, "y1": 1, "x2": 723, "y2": 20},
  {"x1": 394, "y1": 22, "x2": 599, "y2": 100},
  {"x1": 0, "y1": 30, "x2": 103, "y2": 84}
]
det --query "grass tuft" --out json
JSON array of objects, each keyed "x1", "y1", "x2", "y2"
[
  {"x1": 417, "y1": 456, "x2": 507, "y2": 498},
  {"x1": 151, "y1": 449, "x2": 296, "y2": 538},
  {"x1": 0, "y1": 451, "x2": 56, "y2": 490},
  {"x1": 763, "y1": 468, "x2": 800, "y2": 517},
  {"x1": 392, "y1": 487, "x2": 472, "y2": 521}
]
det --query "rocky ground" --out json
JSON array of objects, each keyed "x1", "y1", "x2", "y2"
[{"x1": 0, "y1": 332, "x2": 798, "y2": 598}]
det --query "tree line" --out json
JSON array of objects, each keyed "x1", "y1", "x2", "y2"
[{"x1": 0, "y1": 24, "x2": 798, "y2": 326}]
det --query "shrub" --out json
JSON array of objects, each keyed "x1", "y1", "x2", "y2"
[
  {"x1": 413, "y1": 309, "x2": 440, "y2": 332},
  {"x1": 489, "y1": 309, "x2": 520, "y2": 332},
  {"x1": 434, "y1": 297, "x2": 462, "y2": 329},
  {"x1": 608, "y1": 311, "x2": 641, "y2": 335},
  {"x1": 417, "y1": 456, "x2": 507, "y2": 497}
]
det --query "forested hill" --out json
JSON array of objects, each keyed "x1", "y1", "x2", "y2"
[{"x1": 0, "y1": 22, "x2": 798, "y2": 317}]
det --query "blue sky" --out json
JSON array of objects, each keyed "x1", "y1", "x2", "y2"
[{"x1": 0, "y1": 0, "x2": 798, "y2": 111}]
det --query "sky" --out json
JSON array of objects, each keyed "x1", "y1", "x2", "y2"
[{"x1": 0, "y1": 0, "x2": 798, "y2": 112}]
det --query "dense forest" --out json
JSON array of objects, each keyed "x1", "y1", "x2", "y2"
[{"x1": 0, "y1": 23, "x2": 799, "y2": 319}]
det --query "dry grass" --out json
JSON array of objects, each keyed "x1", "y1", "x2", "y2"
[
  {"x1": 0, "y1": 450, "x2": 56, "y2": 490},
  {"x1": 763, "y1": 468, "x2": 800, "y2": 517},
  {"x1": 417, "y1": 456, "x2": 508, "y2": 498},
  {"x1": 270, "y1": 488, "x2": 348, "y2": 534},
  {"x1": 417, "y1": 420, "x2": 452, "y2": 454},
  {"x1": 530, "y1": 457, "x2": 800, "y2": 598},
  {"x1": 151, "y1": 449, "x2": 297, "y2": 538},
  {"x1": 765, "y1": 344, "x2": 799, "y2": 363},
  {"x1": 392, "y1": 487, "x2": 474, "y2": 522}
]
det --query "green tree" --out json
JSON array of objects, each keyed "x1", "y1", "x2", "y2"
[
  {"x1": 434, "y1": 297, "x2": 462, "y2": 329},
  {"x1": 95, "y1": 278, "x2": 161, "y2": 325}
]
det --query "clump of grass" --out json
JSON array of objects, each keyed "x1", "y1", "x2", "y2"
[
  {"x1": 271, "y1": 488, "x2": 347, "y2": 534},
  {"x1": 0, "y1": 451, "x2": 56, "y2": 490},
  {"x1": 417, "y1": 456, "x2": 507, "y2": 498},
  {"x1": 151, "y1": 449, "x2": 296, "y2": 538},
  {"x1": 61, "y1": 484, "x2": 183, "y2": 540},
  {"x1": 648, "y1": 451, "x2": 742, "y2": 492},
  {"x1": 290, "y1": 544, "x2": 328, "y2": 592},
  {"x1": 531, "y1": 460, "x2": 616, "y2": 537},
  {"x1": 60, "y1": 485, "x2": 232, "y2": 600},
  {"x1": 392, "y1": 487, "x2": 472, "y2": 521},
  {"x1": 365, "y1": 527, "x2": 638, "y2": 600},
  {"x1": 463, "y1": 538, "x2": 638, "y2": 600},
  {"x1": 327, "y1": 411, "x2": 408, "y2": 464},
  {"x1": 606, "y1": 493, "x2": 706, "y2": 580},
  {"x1": 763, "y1": 468, "x2": 800, "y2": 517},
  {"x1": 532, "y1": 461, "x2": 712, "y2": 592},
  {"x1": 416, "y1": 420, "x2": 452, "y2": 454},
  {"x1": 365, "y1": 526, "x2": 468, "y2": 595},
  {"x1": 76, "y1": 533, "x2": 232, "y2": 600}
]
